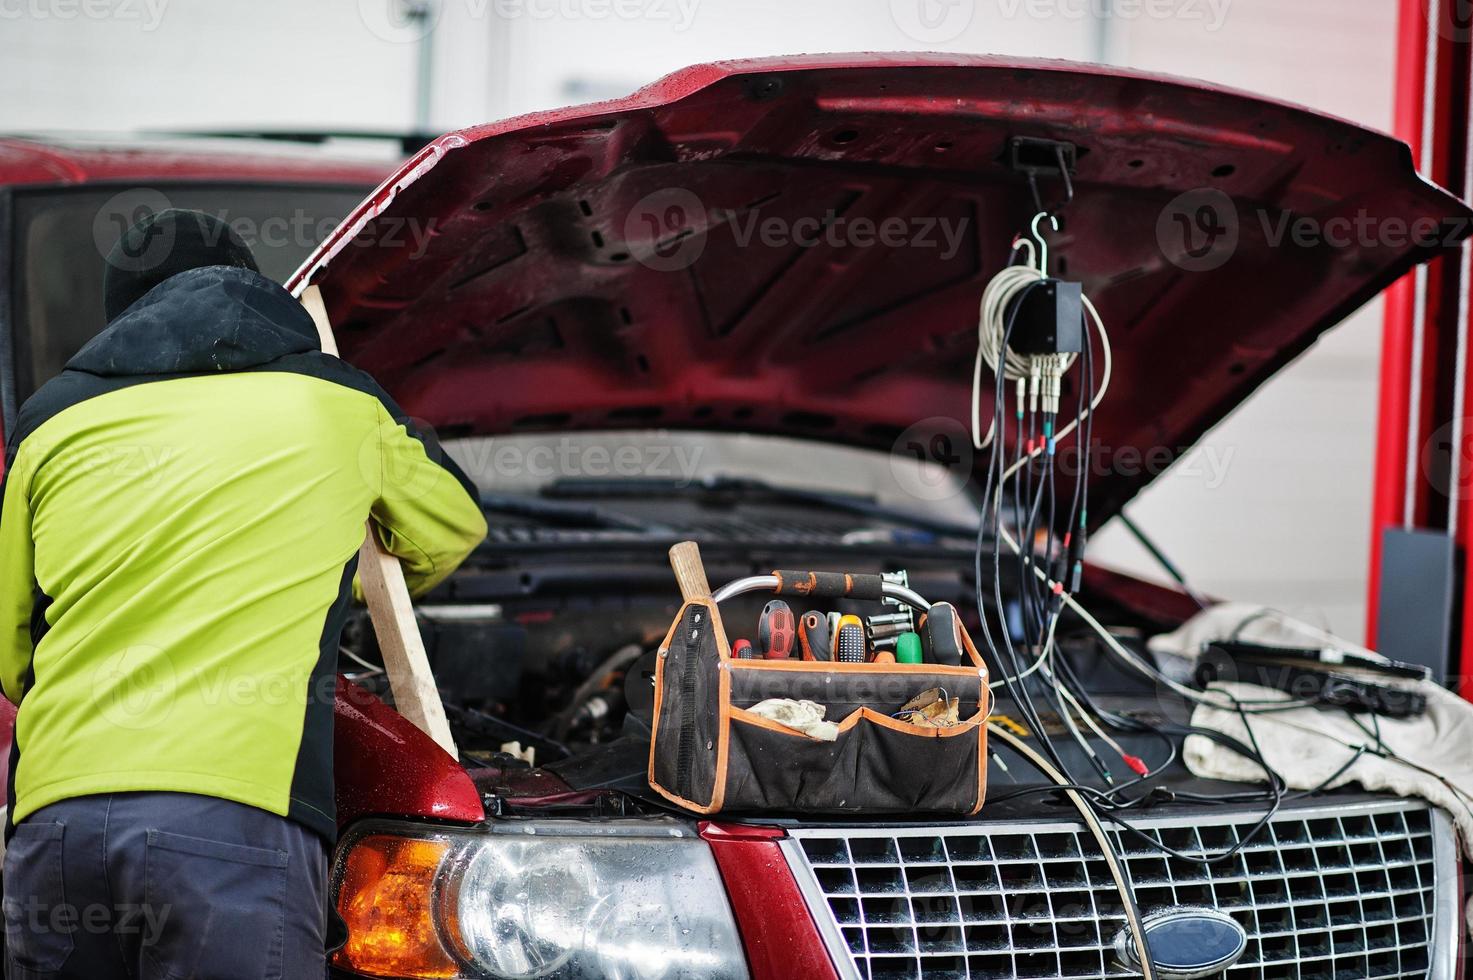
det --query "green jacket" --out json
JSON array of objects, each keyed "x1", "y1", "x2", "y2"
[{"x1": 0, "y1": 267, "x2": 487, "y2": 839}]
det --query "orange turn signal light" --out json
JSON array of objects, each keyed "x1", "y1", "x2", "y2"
[{"x1": 332, "y1": 833, "x2": 460, "y2": 979}]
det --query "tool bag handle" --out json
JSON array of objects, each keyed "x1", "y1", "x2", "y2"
[{"x1": 712, "y1": 572, "x2": 932, "y2": 610}]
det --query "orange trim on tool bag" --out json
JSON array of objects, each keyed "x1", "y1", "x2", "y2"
[
  {"x1": 652, "y1": 592, "x2": 992, "y2": 816},
  {"x1": 728, "y1": 658, "x2": 986, "y2": 680},
  {"x1": 970, "y1": 723, "x2": 988, "y2": 814},
  {"x1": 728, "y1": 705, "x2": 823, "y2": 738},
  {"x1": 648, "y1": 599, "x2": 727, "y2": 814},
  {"x1": 729, "y1": 704, "x2": 986, "y2": 739},
  {"x1": 712, "y1": 651, "x2": 731, "y2": 811},
  {"x1": 957, "y1": 624, "x2": 988, "y2": 674}
]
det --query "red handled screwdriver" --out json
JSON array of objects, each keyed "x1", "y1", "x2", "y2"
[{"x1": 759, "y1": 600, "x2": 796, "y2": 659}]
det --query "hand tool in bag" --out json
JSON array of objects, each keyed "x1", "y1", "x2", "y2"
[
  {"x1": 896, "y1": 631, "x2": 923, "y2": 665},
  {"x1": 868, "y1": 613, "x2": 912, "y2": 651},
  {"x1": 835, "y1": 614, "x2": 868, "y2": 662},
  {"x1": 879, "y1": 570, "x2": 917, "y2": 634},
  {"x1": 921, "y1": 603, "x2": 964, "y2": 667},
  {"x1": 732, "y1": 638, "x2": 756, "y2": 660},
  {"x1": 759, "y1": 599, "x2": 796, "y2": 659},
  {"x1": 799, "y1": 611, "x2": 833, "y2": 661},
  {"x1": 667, "y1": 540, "x2": 730, "y2": 650}
]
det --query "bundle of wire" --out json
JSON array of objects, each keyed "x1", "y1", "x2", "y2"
[{"x1": 967, "y1": 224, "x2": 1313, "y2": 978}]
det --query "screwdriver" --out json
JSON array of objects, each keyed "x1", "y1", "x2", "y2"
[
  {"x1": 759, "y1": 599, "x2": 796, "y2": 660},
  {"x1": 835, "y1": 614, "x2": 867, "y2": 663},
  {"x1": 732, "y1": 638, "x2": 756, "y2": 660},
  {"x1": 799, "y1": 611, "x2": 833, "y2": 662}
]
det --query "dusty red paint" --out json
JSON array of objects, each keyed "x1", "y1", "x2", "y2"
[
  {"x1": 0, "y1": 136, "x2": 391, "y2": 188},
  {"x1": 1080, "y1": 563, "x2": 1203, "y2": 627},
  {"x1": 333, "y1": 676, "x2": 484, "y2": 828},
  {"x1": 701, "y1": 821, "x2": 840, "y2": 980},
  {"x1": 294, "y1": 54, "x2": 1471, "y2": 532}
]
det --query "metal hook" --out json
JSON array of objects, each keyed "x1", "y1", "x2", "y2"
[
  {"x1": 1029, "y1": 211, "x2": 1060, "y2": 275},
  {"x1": 1011, "y1": 236, "x2": 1037, "y2": 269}
]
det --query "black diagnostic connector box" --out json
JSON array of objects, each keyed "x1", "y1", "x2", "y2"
[{"x1": 1009, "y1": 278, "x2": 1083, "y2": 355}]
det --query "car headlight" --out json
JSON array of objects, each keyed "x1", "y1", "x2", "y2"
[{"x1": 332, "y1": 818, "x2": 750, "y2": 980}]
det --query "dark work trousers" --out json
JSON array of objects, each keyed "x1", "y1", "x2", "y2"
[{"x1": 1, "y1": 792, "x2": 328, "y2": 980}]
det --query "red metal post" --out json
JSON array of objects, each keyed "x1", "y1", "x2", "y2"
[
  {"x1": 1369, "y1": 0, "x2": 1433, "y2": 645},
  {"x1": 1370, "y1": 0, "x2": 1470, "y2": 699}
]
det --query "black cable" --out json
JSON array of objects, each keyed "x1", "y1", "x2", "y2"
[
  {"x1": 1104, "y1": 695, "x2": 1284, "y2": 863},
  {"x1": 1117, "y1": 512, "x2": 1210, "y2": 610},
  {"x1": 983, "y1": 284, "x2": 1076, "y2": 778}
]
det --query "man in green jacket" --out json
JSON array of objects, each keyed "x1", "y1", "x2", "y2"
[{"x1": 0, "y1": 209, "x2": 487, "y2": 978}]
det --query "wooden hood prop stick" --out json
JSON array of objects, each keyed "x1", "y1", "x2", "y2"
[{"x1": 300, "y1": 284, "x2": 458, "y2": 756}]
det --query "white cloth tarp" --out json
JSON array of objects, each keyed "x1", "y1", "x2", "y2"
[{"x1": 1148, "y1": 604, "x2": 1473, "y2": 937}]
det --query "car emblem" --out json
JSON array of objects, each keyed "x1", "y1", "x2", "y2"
[{"x1": 1113, "y1": 907, "x2": 1249, "y2": 980}]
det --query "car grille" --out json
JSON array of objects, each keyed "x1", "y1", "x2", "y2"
[{"x1": 781, "y1": 800, "x2": 1453, "y2": 980}]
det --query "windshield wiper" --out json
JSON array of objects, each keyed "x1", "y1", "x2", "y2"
[
  {"x1": 543, "y1": 476, "x2": 978, "y2": 538},
  {"x1": 478, "y1": 491, "x2": 660, "y2": 532}
]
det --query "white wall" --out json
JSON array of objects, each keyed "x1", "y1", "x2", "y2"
[
  {"x1": 1083, "y1": 0, "x2": 1397, "y2": 639},
  {"x1": 0, "y1": 0, "x2": 1400, "y2": 638}
]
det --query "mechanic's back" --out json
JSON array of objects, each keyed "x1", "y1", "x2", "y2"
[{"x1": 0, "y1": 210, "x2": 486, "y2": 978}]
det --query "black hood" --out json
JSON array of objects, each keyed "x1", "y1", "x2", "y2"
[
  {"x1": 102, "y1": 208, "x2": 261, "y2": 323},
  {"x1": 68, "y1": 266, "x2": 320, "y2": 378}
]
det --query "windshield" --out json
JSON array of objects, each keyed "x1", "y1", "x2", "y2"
[
  {"x1": 9, "y1": 184, "x2": 368, "y2": 401},
  {"x1": 446, "y1": 431, "x2": 980, "y2": 525}
]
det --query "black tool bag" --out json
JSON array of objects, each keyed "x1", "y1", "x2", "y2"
[{"x1": 648, "y1": 575, "x2": 990, "y2": 816}]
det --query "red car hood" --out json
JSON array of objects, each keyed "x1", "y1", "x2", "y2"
[{"x1": 292, "y1": 54, "x2": 1471, "y2": 524}]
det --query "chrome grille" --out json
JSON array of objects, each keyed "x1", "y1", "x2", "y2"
[{"x1": 781, "y1": 801, "x2": 1455, "y2": 980}]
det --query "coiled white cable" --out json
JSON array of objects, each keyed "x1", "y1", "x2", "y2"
[{"x1": 971, "y1": 241, "x2": 1113, "y2": 454}]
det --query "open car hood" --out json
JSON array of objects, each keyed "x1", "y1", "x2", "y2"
[{"x1": 292, "y1": 54, "x2": 1472, "y2": 524}]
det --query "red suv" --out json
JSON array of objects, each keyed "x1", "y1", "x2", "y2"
[{"x1": 2, "y1": 56, "x2": 1468, "y2": 980}]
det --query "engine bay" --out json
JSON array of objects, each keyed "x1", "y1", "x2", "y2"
[{"x1": 334, "y1": 484, "x2": 1182, "y2": 813}]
